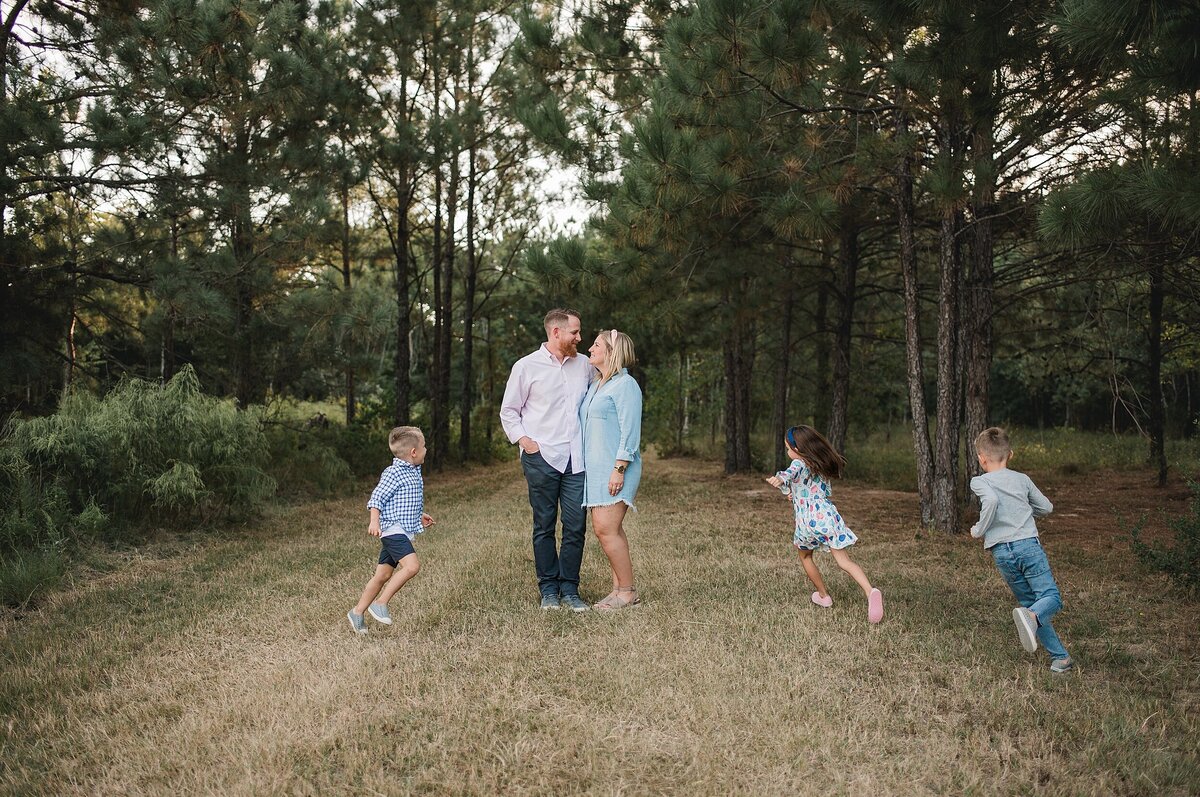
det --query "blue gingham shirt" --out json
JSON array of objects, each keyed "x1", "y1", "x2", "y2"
[{"x1": 367, "y1": 458, "x2": 425, "y2": 539}]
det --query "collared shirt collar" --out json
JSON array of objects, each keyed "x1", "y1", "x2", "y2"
[
  {"x1": 393, "y1": 457, "x2": 420, "y2": 470},
  {"x1": 540, "y1": 342, "x2": 578, "y2": 364}
]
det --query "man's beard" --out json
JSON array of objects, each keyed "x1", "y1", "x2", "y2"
[{"x1": 562, "y1": 341, "x2": 578, "y2": 357}]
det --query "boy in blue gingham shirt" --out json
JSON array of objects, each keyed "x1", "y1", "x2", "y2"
[{"x1": 347, "y1": 426, "x2": 435, "y2": 634}]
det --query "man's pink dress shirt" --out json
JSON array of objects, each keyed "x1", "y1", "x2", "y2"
[{"x1": 499, "y1": 344, "x2": 594, "y2": 474}]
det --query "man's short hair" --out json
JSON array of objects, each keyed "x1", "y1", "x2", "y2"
[
  {"x1": 543, "y1": 307, "x2": 580, "y2": 331},
  {"x1": 389, "y1": 426, "x2": 424, "y2": 455},
  {"x1": 974, "y1": 427, "x2": 1011, "y2": 462}
]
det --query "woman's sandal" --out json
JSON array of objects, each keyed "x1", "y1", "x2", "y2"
[{"x1": 594, "y1": 586, "x2": 640, "y2": 611}]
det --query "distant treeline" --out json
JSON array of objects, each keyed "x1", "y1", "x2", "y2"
[{"x1": 2, "y1": 1, "x2": 1197, "y2": 536}]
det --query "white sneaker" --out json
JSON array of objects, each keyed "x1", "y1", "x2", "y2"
[{"x1": 1013, "y1": 607, "x2": 1038, "y2": 652}]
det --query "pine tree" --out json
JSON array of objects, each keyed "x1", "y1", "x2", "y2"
[{"x1": 1041, "y1": 0, "x2": 1200, "y2": 486}]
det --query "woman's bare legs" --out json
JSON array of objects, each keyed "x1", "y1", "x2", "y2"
[{"x1": 591, "y1": 502, "x2": 636, "y2": 605}]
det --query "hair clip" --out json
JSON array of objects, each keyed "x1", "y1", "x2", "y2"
[{"x1": 609, "y1": 329, "x2": 618, "y2": 346}]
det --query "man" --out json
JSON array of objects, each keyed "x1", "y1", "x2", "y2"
[{"x1": 500, "y1": 308, "x2": 594, "y2": 611}]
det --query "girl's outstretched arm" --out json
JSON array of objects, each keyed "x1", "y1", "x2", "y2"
[{"x1": 767, "y1": 459, "x2": 806, "y2": 494}]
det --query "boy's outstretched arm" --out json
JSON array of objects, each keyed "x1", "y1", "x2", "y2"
[{"x1": 368, "y1": 508, "x2": 382, "y2": 538}]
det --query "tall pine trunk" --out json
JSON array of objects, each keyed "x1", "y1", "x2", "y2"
[
  {"x1": 1148, "y1": 247, "x2": 1166, "y2": 486},
  {"x1": 341, "y1": 180, "x2": 356, "y2": 425},
  {"x1": 723, "y1": 294, "x2": 754, "y2": 474},
  {"x1": 231, "y1": 125, "x2": 256, "y2": 408},
  {"x1": 772, "y1": 263, "x2": 796, "y2": 471},
  {"x1": 964, "y1": 88, "x2": 996, "y2": 478},
  {"x1": 459, "y1": 17, "x2": 479, "y2": 462},
  {"x1": 828, "y1": 207, "x2": 859, "y2": 454},
  {"x1": 435, "y1": 152, "x2": 457, "y2": 465},
  {"x1": 932, "y1": 202, "x2": 962, "y2": 533},
  {"x1": 391, "y1": 76, "x2": 413, "y2": 426},
  {"x1": 895, "y1": 94, "x2": 935, "y2": 525},
  {"x1": 812, "y1": 247, "x2": 831, "y2": 432},
  {"x1": 459, "y1": 138, "x2": 478, "y2": 461}
]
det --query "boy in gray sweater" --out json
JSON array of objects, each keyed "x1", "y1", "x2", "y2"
[{"x1": 970, "y1": 427, "x2": 1073, "y2": 673}]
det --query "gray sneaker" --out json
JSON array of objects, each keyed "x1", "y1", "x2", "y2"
[
  {"x1": 1013, "y1": 607, "x2": 1038, "y2": 652},
  {"x1": 1050, "y1": 656, "x2": 1074, "y2": 673},
  {"x1": 368, "y1": 603, "x2": 393, "y2": 625},
  {"x1": 347, "y1": 610, "x2": 367, "y2": 635},
  {"x1": 540, "y1": 594, "x2": 561, "y2": 610},
  {"x1": 560, "y1": 594, "x2": 590, "y2": 613}
]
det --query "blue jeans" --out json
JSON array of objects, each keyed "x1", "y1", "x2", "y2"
[
  {"x1": 521, "y1": 451, "x2": 585, "y2": 598},
  {"x1": 990, "y1": 537, "x2": 1069, "y2": 660}
]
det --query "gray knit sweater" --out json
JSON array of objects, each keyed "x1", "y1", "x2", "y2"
[{"x1": 969, "y1": 467, "x2": 1053, "y2": 549}]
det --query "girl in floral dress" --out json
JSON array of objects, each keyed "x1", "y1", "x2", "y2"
[{"x1": 766, "y1": 425, "x2": 884, "y2": 624}]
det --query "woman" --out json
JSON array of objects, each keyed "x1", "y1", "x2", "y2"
[{"x1": 580, "y1": 329, "x2": 643, "y2": 610}]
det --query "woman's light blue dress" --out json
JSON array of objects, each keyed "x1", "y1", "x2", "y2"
[{"x1": 580, "y1": 369, "x2": 642, "y2": 509}]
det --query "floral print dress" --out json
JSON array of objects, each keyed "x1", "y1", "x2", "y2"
[{"x1": 775, "y1": 458, "x2": 858, "y2": 551}]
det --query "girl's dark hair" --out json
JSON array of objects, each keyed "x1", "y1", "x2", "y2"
[{"x1": 785, "y1": 425, "x2": 846, "y2": 480}]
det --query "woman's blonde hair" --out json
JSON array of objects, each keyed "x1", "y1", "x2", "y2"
[{"x1": 596, "y1": 329, "x2": 636, "y2": 385}]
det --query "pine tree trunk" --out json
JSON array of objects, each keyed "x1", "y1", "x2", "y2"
[
  {"x1": 429, "y1": 37, "x2": 446, "y2": 466},
  {"x1": 723, "y1": 332, "x2": 738, "y2": 474},
  {"x1": 393, "y1": 195, "x2": 412, "y2": 426},
  {"x1": 723, "y1": 300, "x2": 754, "y2": 474},
  {"x1": 161, "y1": 305, "x2": 176, "y2": 383},
  {"x1": 772, "y1": 268, "x2": 795, "y2": 471},
  {"x1": 341, "y1": 180, "x2": 356, "y2": 425},
  {"x1": 964, "y1": 94, "x2": 996, "y2": 479},
  {"x1": 231, "y1": 127, "x2": 256, "y2": 408},
  {"x1": 459, "y1": 18, "x2": 479, "y2": 462},
  {"x1": 392, "y1": 81, "x2": 412, "y2": 427},
  {"x1": 933, "y1": 201, "x2": 962, "y2": 533},
  {"x1": 1148, "y1": 250, "x2": 1167, "y2": 486},
  {"x1": 812, "y1": 258, "x2": 830, "y2": 432},
  {"x1": 161, "y1": 217, "x2": 179, "y2": 382},
  {"x1": 895, "y1": 95, "x2": 935, "y2": 525},
  {"x1": 677, "y1": 348, "x2": 688, "y2": 452},
  {"x1": 735, "y1": 315, "x2": 755, "y2": 472},
  {"x1": 828, "y1": 208, "x2": 859, "y2": 454},
  {"x1": 436, "y1": 153, "x2": 457, "y2": 465},
  {"x1": 459, "y1": 154, "x2": 477, "y2": 462}
]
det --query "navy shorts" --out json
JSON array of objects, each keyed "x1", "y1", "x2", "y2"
[{"x1": 378, "y1": 534, "x2": 416, "y2": 567}]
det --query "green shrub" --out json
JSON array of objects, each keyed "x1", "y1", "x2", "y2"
[
  {"x1": 0, "y1": 367, "x2": 275, "y2": 556},
  {"x1": 1130, "y1": 483, "x2": 1200, "y2": 595}
]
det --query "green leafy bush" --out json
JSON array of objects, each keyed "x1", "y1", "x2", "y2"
[
  {"x1": 1130, "y1": 483, "x2": 1200, "y2": 595},
  {"x1": 0, "y1": 367, "x2": 275, "y2": 558}
]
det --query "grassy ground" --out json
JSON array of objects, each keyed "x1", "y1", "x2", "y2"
[{"x1": 1, "y1": 455, "x2": 1197, "y2": 795}]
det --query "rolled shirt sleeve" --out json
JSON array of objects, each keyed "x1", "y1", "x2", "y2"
[{"x1": 613, "y1": 377, "x2": 643, "y2": 462}]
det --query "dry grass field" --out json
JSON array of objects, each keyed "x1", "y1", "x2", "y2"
[{"x1": 2, "y1": 455, "x2": 1198, "y2": 796}]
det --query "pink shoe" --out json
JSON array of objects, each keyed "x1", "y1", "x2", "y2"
[
  {"x1": 811, "y1": 591, "x2": 833, "y2": 608},
  {"x1": 868, "y1": 588, "x2": 884, "y2": 623}
]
